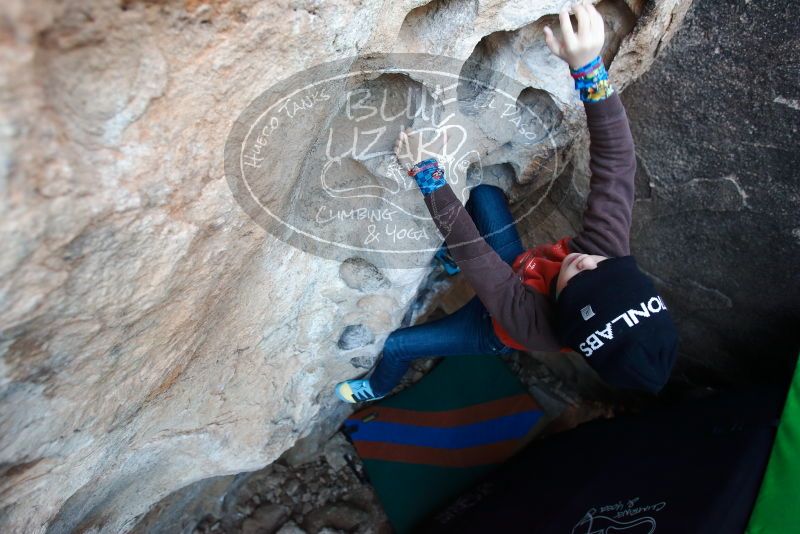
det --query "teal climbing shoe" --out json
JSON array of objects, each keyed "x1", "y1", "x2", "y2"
[
  {"x1": 335, "y1": 379, "x2": 386, "y2": 403},
  {"x1": 434, "y1": 244, "x2": 460, "y2": 275}
]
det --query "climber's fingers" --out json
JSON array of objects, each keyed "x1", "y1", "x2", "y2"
[
  {"x1": 558, "y1": 4, "x2": 578, "y2": 50},
  {"x1": 573, "y1": 1, "x2": 591, "y2": 39},
  {"x1": 395, "y1": 125, "x2": 451, "y2": 166},
  {"x1": 395, "y1": 126, "x2": 419, "y2": 169},
  {"x1": 394, "y1": 128, "x2": 413, "y2": 169},
  {"x1": 405, "y1": 126, "x2": 417, "y2": 144},
  {"x1": 587, "y1": 1, "x2": 604, "y2": 38},
  {"x1": 543, "y1": 26, "x2": 563, "y2": 58},
  {"x1": 440, "y1": 128, "x2": 450, "y2": 160},
  {"x1": 393, "y1": 129, "x2": 404, "y2": 153},
  {"x1": 586, "y1": 0, "x2": 601, "y2": 23}
]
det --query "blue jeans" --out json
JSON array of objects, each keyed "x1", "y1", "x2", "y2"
[{"x1": 369, "y1": 184, "x2": 525, "y2": 395}]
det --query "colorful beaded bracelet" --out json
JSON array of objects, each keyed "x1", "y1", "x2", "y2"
[
  {"x1": 407, "y1": 159, "x2": 438, "y2": 177},
  {"x1": 569, "y1": 55, "x2": 615, "y2": 103},
  {"x1": 408, "y1": 158, "x2": 447, "y2": 196},
  {"x1": 570, "y1": 55, "x2": 602, "y2": 79}
]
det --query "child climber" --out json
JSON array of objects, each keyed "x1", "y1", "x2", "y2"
[{"x1": 335, "y1": 0, "x2": 679, "y2": 403}]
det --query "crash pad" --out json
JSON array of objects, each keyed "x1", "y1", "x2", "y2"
[
  {"x1": 745, "y1": 353, "x2": 800, "y2": 533},
  {"x1": 342, "y1": 354, "x2": 543, "y2": 533}
]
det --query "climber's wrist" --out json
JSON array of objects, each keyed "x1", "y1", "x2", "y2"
[
  {"x1": 570, "y1": 55, "x2": 614, "y2": 104},
  {"x1": 408, "y1": 158, "x2": 447, "y2": 196},
  {"x1": 569, "y1": 55, "x2": 602, "y2": 76}
]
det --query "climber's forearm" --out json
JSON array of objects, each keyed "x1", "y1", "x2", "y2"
[
  {"x1": 567, "y1": 58, "x2": 636, "y2": 258},
  {"x1": 541, "y1": 3, "x2": 636, "y2": 258},
  {"x1": 420, "y1": 177, "x2": 493, "y2": 264},
  {"x1": 408, "y1": 158, "x2": 492, "y2": 263}
]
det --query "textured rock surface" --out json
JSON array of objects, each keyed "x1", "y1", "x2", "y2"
[
  {"x1": 619, "y1": 0, "x2": 800, "y2": 385},
  {"x1": 0, "y1": 0, "x2": 691, "y2": 532},
  {"x1": 131, "y1": 433, "x2": 391, "y2": 534}
]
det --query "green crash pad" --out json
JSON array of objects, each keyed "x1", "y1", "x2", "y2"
[
  {"x1": 342, "y1": 354, "x2": 545, "y2": 533},
  {"x1": 745, "y1": 353, "x2": 800, "y2": 534}
]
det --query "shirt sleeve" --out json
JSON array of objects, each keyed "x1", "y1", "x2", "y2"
[
  {"x1": 568, "y1": 90, "x2": 637, "y2": 258},
  {"x1": 423, "y1": 181, "x2": 562, "y2": 351}
]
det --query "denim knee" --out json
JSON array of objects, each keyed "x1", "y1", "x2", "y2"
[
  {"x1": 470, "y1": 183, "x2": 505, "y2": 200},
  {"x1": 380, "y1": 335, "x2": 407, "y2": 362},
  {"x1": 467, "y1": 184, "x2": 505, "y2": 213}
]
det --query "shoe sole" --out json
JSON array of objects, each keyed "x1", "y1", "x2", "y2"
[{"x1": 334, "y1": 384, "x2": 356, "y2": 403}]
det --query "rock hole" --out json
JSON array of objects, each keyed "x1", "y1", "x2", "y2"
[{"x1": 397, "y1": 0, "x2": 480, "y2": 53}]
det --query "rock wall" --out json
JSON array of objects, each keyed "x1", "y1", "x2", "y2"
[
  {"x1": 0, "y1": 1, "x2": 691, "y2": 532},
  {"x1": 619, "y1": 0, "x2": 800, "y2": 385}
]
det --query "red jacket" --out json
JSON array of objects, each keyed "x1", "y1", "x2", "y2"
[{"x1": 491, "y1": 237, "x2": 571, "y2": 351}]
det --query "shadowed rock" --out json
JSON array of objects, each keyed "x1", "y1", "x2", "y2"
[
  {"x1": 338, "y1": 257, "x2": 391, "y2": 293},
  {"x1": 337, "y1": 324, "x2": 375, "y2": 351}
]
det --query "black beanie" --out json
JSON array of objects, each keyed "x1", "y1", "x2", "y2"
[{"x1": 555, "y1": 256, "x2": 679, "y2": 394}]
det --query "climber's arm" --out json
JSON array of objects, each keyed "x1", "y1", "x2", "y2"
[
  {"x1": 543, "y1": 1, "x2": 635, "y2": 258},
  {"x1": 567, "y1": 91, "x2": 636, "y2": 258},
  {"x1": 420, "y1": 173, "x2": 562, "y2": 352}
]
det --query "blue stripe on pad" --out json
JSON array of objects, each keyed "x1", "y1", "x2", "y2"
[{"x1": 347, "y1": 410, "x2": 542, "y2": 449}]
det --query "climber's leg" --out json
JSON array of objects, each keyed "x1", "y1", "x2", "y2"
[
  {"x1": 369, "y1": 296, "x2": 508, "y2": 395},
  {"x1": 335, "y1": 295, "x2": 509, "y2": 402},
  {"x1": 465, "y1": 184, "x2": 525, "y2": 264},
  {"x1": 335, "y1": 185, "x2": 523, "y2": 403},
  {"x1": 434, "y1": 184, "x2": 523, "y2": 275},
  {"x1": 433, "y1": 243, "x2": 461, "y2": 275}
]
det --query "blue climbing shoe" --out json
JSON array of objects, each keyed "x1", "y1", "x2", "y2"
[
  {"x1": 434, "y1": 244, "x2": 461, "y2": 275},
  {"x1": 335, "y1": 378, "x2": 386, "y2": 403}
]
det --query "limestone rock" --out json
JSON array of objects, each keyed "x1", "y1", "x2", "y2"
[
  {"x1": 241, "y1": 504, "x2": 291, "y2": 534},
  {"x1": 0, "y1": 0, "x2": 691, "y2": 532},
  {"x1": 302, "y1": 504, "x2": 369, "y2": 533},
  {"x1": 276, "y1": 521, "x2": 307, "y2": 534},
  {"x1": 621, "y1": 0, "x2": 800, "y2": 384},
  {"x1": 337, "y1": 324, "x2": 375, "y2": 350},
  {"x1": 339, "y1": 258, "x2": 391, "y2": 293}
]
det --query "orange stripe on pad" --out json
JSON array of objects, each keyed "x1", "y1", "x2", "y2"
[
  {"x1": 355, "y1": 439, "x2": 523, "y2": 468},
  {"x1": 350, "y1": 393, "x2": 538, "y2": 427}
]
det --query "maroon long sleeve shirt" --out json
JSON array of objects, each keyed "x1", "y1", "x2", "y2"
[{"x1": 422, "y1": 92, "x2": 636, "y2": 352}]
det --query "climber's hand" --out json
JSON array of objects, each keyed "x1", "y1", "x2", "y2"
[
  {"x1": 543, "y1": 0, "x2": 605, "y2": 70},
  {"x1": 393, "y1": 125, "x2": 450, "y2": 171}
]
